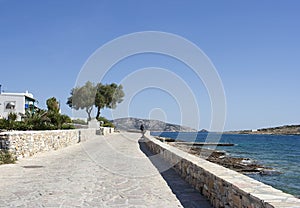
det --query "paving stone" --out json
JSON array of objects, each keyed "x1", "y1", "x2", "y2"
[{"x1": 0, "y1": 132, "x2": 212, "y2": 208}]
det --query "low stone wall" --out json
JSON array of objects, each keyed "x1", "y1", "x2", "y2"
[
  {"x1": 143, "y1": 132, "x2": 300, "y2": 208},
  {"x1": 100, "y1": 127, "x2": 115, "y2": 135},
  {"x1": 0, "y1": 129, "x2": 97, "y2": 159}
]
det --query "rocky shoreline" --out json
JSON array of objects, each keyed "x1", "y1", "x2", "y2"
[{"x1": 155, "y1": 136, "x2": 280, "y2": 176}]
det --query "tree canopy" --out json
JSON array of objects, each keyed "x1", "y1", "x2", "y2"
[
  {"x1": 46, "y1": 97, "x2": 60, "y2": 113},
  {"x1": 67, "y1": 81, "x2": 96, "y2": 121},
  {"x1": 95, "y1": 83, "x2": 124, "y2": 120},
  {"x1": 67, "y1": 81, "x2": 124, "y2": 121},
  {"x1": 46, "y1": 97, "x2": 71, "y2": 129}
]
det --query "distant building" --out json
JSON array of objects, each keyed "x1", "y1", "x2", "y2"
[{"x1": 0, "y1": 91, "x2": 37, "y2": 121}]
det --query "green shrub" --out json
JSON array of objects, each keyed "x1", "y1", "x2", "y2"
[
  {"x1": 0, "y1": 150, "x2": 16, "y2": 165},
  {"x1": 7, "y1": 112, "x2": 17, "y2": 121},
  {"x1": 0, "y1": 119, "x2": 8, "y2": 130},
  {"x1": 97, "y1": 116, "x2": 114, "y2": 128},
  {"x1": 0, "y1": 97, "x2": 75, "y2": 131},
  {"x1": 61, "y1": 123, "x2": 75, "y2": 129},
  {"x1": 103, "y1": 122, "x2": 115, "y2": 128},
  {"x1": 12, "y1": 121, "x2": 28, "y2": 131},
  {"x1": 72, "y1": 119, "x2": 87, "y2": 125}
]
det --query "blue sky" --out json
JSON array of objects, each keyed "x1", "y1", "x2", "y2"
[{"x1": 0, "y1": 0, "x2": 300, "y2": 131}]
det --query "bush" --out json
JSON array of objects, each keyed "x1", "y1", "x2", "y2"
[
  {"x1": 0, "y1": 107, "x2": 75, "y2": 131},
  {"x1": 72, "y1": 119, "x2": 87, "y2": 125},
  {"x1": 0, "y1": 119, "x2": 8, "y2": 130},
  {"x1": 61, "y1": 123, "x2": 75, "y2": 129},
  {"x1": 0, "y1": 150, "x2": 16, "y2": 165},
  {"x1": 103, "y1": 122, "x2": 115, "y2": 128},
  {"x1": 8, "y1": 112, "x2": 17, "y2": 121},
  {"x1": 11, "y1": 121, "x2": 28, "y2": 131},
  {"x1": 0, "y1": 97, "x2": 75, "y2": 131},
  {"x1": 97, "y1": 116, "x2": 114, "y2": 128}
]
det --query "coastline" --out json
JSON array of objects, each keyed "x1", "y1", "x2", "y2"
[
  {"x1": 153, "y1": 135, "x2": 300, "y2": 199},
  {"x1": 145, "y1": 133, "x2": 300, "y2": 206},
  {"x1": 154, "y1": 136, "x2": 278, "y2": 175},
  {"x1": 225, "y1": 124, "x2": 300, "y2": 135},
  {"x1": 225, "y1": 131, "x2": 300, "y2": 135},
  {"x1": 151, "y1": 131, "x2": 300, "y2": 197}
]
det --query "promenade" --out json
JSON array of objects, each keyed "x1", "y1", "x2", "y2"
[{"x1": 0, "y1": 132, "x2": 212, "y2": 208}]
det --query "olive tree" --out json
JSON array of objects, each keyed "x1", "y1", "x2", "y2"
[
  {"x1": 67, "y1": 81, "x2": 96, "y2": 121},
  {"x1": 95, "y1": 83, "x2": 124, "y2": 120},
  {"x1": 67, "y1": 81, "x2": 124, "y2": 121}
]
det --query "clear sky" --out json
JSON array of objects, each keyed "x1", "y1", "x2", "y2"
[{"x1": 1, "y1": 0, "x2": 300, "y2": 131}]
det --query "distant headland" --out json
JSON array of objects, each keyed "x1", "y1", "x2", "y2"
[
  {"x1": 112, "y1": 117, "x2": 197, "y2": 132},
  {"x1": 113, "y1": 118, "x2": 300, "y2": 135},
  {"x1": 226, "y1": 124, "x2": 300, "y2": 135}
]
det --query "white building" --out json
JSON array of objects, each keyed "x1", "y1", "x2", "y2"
[{"x1": 0, "y1": 91, "x2": 37, "y2": 121}]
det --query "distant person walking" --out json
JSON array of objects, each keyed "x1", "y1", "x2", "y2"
[{"x1": 140, "y1": 124, "x2": 145, "y2": 137}]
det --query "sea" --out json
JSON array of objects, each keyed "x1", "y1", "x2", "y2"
[{"x1": 150, "y1": 132, "x2": 300, "y2": 197}]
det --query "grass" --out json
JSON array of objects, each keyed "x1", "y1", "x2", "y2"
[{"x1": 0, "y1": 150, "x2": 16, "y2": 165}]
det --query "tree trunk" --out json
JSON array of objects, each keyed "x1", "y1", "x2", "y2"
[
  {"x1": 86, "y1": 107, "x2": 92, "y2": 121},
  {"x1": 96, "y1": 107, "x2": 101, "y2": 120}
]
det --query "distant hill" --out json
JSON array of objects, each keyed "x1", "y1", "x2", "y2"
[
  {"x1": 227, "y1": 125, "x2": 300, "y2": 135},
  {"x1": 112, "y1": 117, "x2": 197, "y2": 132},
  {"x1": 256, "y1": 125, "x2": 300, "y2": 135}
]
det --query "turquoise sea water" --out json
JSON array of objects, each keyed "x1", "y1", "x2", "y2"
[{"x1": 150, "y1": 132, "x2": 300, "y2": 197}]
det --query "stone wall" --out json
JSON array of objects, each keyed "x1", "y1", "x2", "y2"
[
  {"x1": 0, "y1": 129, "x2": 97, "y2": 159},
  {"x1": 100, "y1": 127, "x2": 115, "y2": 135},
  {"x1": 143, "y1": 132, "x2": 300, "y2": 208}
]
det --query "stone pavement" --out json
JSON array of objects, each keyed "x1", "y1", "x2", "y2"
[{"x1": 0, "y1": 132, "x2": 212, "y2": 208}]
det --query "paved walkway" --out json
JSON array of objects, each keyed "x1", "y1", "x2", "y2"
[{"x1": 0, "y1": 132, "x2": 212, "y2": 208}]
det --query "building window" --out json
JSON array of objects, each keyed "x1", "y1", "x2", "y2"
[{"x1": 5, "y1": 101, "x2": 16, "y2": 111}]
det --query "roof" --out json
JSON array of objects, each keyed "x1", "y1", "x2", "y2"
[{"x1": 0, "y1": 91, "x2": 36, "y2": 101}]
